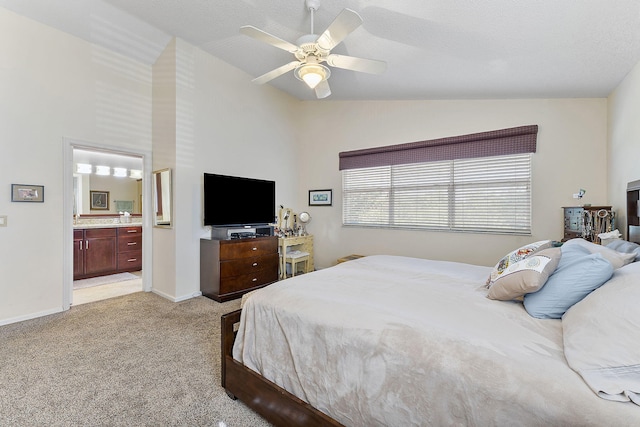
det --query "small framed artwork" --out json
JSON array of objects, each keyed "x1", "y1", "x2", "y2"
[
  {"x1": 11, "y1": 184, "x2": 44, "y2": 202},
  {"x1": 90, "y1": 190, "x2": 110, "y2": 210},
  {"x1": 309, "y1": 189, "x2": 332, "y2": 206}
]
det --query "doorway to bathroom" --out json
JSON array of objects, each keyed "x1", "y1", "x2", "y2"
[{"x1": 64, "y1": 141, "x2": 151, "y2": 308}]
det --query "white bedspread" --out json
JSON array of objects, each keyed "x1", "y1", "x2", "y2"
[{"x1": 233, "y1": 255, "x2": 640, "y2": 426}]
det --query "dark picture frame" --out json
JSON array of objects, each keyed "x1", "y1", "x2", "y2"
[
  {"x1": 309, "y1": 189, "x2": 332, "y2": 206},
  {"x1": 90, "y1": 190, "x2": 110, "y2": 210},
  {"x1": 11, "y1": 184, "x2": 44, "y2": 202}
]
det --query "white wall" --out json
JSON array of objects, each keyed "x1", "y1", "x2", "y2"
[
  {"x1": 297, "y1": 99, "x2": 608, "y2": 268},
  {"x1": 608, "y1": 61, "x2": 640, "y2": 235},
  {"x1": 151, "y1": 39, "x2": 178, "y2": 300},
  {"x1": 0, "y1": 8, "x2": 153, "y2": 325},
  {"x1": 0, "y1": 4, "x2": 626, "y2": 323},
  {"x1": 151, "y1": 38, "x2": 300, "y2": 301}
]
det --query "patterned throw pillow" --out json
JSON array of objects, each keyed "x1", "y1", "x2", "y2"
[
  {"x1": 486, "y1": 240, "x2": 552, "y2": 287},
  {"x1": 487, "y1": 248, "x2": 561, "y2": 300}
]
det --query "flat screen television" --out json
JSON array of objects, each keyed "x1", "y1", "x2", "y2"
[{"x1": 203, "y1": 173, "x2": 276, "y2": 227}]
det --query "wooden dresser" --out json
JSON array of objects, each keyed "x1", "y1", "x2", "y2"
[
  {"x1": 628, "y1": 180, "x2": 640, "y2": 243},
  {"x1": 200, "y1": 236, "x2": 279, "y2": 302},
  {"x1": 562, "y1": 206, "x2": 613, "y2": 243}
]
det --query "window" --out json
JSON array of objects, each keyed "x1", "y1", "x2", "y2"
[{"x1": 343, "y1": 153, "x2": 532, "y2": 234}]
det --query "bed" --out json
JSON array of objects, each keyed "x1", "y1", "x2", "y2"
[{"x1": 221, "y1": 242, "x2": 640, "y2": 426}]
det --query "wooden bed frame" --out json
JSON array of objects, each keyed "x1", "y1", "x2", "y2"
[{"x1": 221, "y1": 309, "x2": 343, "y2": 427}]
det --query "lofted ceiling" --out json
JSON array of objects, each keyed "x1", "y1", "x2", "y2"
[{"x1": 1, "y1": 0, "x2": 640, "y2": 101}]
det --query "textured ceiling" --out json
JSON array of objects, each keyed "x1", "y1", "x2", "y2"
[{"x1": 2, "y1": 0, "x2": 640, "y2": 101}]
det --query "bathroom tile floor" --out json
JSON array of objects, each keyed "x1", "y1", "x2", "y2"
[{"x1": 73, "y1": 271, "x2": 143, "y2": 306}]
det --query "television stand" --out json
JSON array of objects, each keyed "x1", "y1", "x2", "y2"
[{"x1": 200, "y1": 235, "x2": 278, "y2": 302}]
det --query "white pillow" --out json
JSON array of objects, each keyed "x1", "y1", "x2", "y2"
[
  {"x1": 562, "y1": 261, "x2": 640, "y2": 404},
  {"x1": 487, "y1": 248, "x2": 561, "y2": 301},
  {"x1": 606, "y1": 239, "x2": 640, "y2": 261},
  {"x1": 563, "y1": 238, "x2": 635, "y2": 269},
  {"x1": 486, "y1": 240, "x2": 552, "y2": 286}
]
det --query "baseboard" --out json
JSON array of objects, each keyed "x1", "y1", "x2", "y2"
[
  {"x1": 0, "y1": 307, "x2": 64, "y2": 326},
  {"x1": 151, "y1": 289, "x2": 202, "y2": 303}
]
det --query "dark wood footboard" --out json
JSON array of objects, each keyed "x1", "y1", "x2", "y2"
[{"x1": 221, "y1": 309, "x2": 344, "y2": 427}]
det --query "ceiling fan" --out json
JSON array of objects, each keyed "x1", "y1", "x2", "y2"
[{"x1": 240, "y1": 0, "x2": 387, "y2": 99}]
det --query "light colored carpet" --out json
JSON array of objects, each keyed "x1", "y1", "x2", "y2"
[
  {"x1": 73, "y1": 272, "x2": 139, "y2": 289},
  {"x1": 0, "y1": 292, "x2": 272, "y2": 427}
]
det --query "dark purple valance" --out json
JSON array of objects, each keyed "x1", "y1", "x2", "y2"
[{"x1": 339, "y1": 125, "x2": 538, "y2": 170}]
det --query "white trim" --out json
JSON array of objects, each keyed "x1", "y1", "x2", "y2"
[
  {"x1": 0, "y1": 307, "x2": 64, "y2": 327},
  {"x1": 63, "y1": 138, "x2": 154, "y2": 310},
  {"x1": 151, "y1": 289, "x2": 201, "y2": 303}
]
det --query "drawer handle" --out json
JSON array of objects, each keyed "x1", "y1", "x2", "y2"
[
  {"x1": 252, "y1": 278, "x2": 258, "y2": 282},
  {"x1": 127, "y1": 258, "x2": 138, "y2": 262},
  {"x1": 127, "y1": 242, "x2": 137, "y2": 246},
  {"x1": 252, "y1": 262, "x2": 258, "y2": 267},
  {"x1": 252, "y1": 247, "x2": 258, "y2": 251},
  {"x1": 127, "y1": 230, "x2": 137, "y2": 233}
]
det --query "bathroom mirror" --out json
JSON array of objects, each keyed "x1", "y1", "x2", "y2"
[{"x1": 153, "y1": 168, "x2": 172, "y2": 228}]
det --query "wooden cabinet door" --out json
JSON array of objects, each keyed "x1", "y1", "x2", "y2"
[
  {"x1": 85, "y1": 236, "x2": 117, "y2": 276},
  {"x1": 73, "y1": 231, "x2": 84, "y2": 279}
]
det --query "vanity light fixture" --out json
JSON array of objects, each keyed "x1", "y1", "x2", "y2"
[
  {"x1": 129, "y1": 169, "x2": 142, "y2": 179},
  {"x1": 76, "y1": 163, "x2": 92, "y2": 174},
  {"x1": 113, "y1": 167, "x2": 127, "y2": 177},
  {"x1": 95, "y1": 165, "x2": 111, "y2": 176}
]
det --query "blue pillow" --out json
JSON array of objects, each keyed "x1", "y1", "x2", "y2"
[{"x1": 523, "y1": 245, "x2": 613, "y2": 319}]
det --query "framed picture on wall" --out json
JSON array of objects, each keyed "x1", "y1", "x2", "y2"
[
  {"x1": 309, "y1": 189, "x2": 332, "y2": 206},
  {"x1": 90, "y1": 190, "x2": 109, "y2": 210},
  {"x1": 11, "y1": 184, "x2": 44, "y2": 202}
]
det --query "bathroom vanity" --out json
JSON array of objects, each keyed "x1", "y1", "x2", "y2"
[{"x1": 73, "y1": 224, "x2": 142, "y2": 280}]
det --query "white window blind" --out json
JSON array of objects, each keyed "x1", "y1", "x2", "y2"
[{"x1": 343, "y1": 153, "x2": 532, "y2": 234}]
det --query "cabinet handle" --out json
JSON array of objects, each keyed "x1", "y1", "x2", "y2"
[
  {"x1": 127, "y1": 242, "x2": 137, "y2": 246},
  {"x1": 252, "y1": 247, "x2": 257, "y2": 251},
  {"x1": 128, "y1": 258, "x2": 137, "y2": 262},
  {"x1": 86, "y1": 241, "x2": 89, "y2": 250},
  {"x1": 252, "y1": 262, "x2": 258, "y2": 267},
  {"x1": 79, "y1": 241, "x2": 82, "y2": 251},
  {"x1": 252, "y1": 278, "x2": 257, "y2": 282}
]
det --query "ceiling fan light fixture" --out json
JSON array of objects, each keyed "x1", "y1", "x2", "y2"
[{"x1": 295, "y1": 63, "x2": 330, "y2": 89}]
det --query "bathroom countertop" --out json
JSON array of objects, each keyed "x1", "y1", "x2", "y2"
[{"x1": 73, "y1": 222, "x2": 142, "y2": 229}]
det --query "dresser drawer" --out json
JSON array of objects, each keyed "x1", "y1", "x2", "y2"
[
  {"x1": 118, "y1": 226, "x2": 142, "y2": 235},
  {"x1": 118, "y1": 235, "x2": 142, "y2": 252},
  {"x1": 220, "y1": 238, "x2": 277, "y2": 260},
  {"x1": 219, "y1": 268, "x2": 278, "y2": 295},
  {"x1": 220, "y1": 253, "x2": 278, "y2": 278},
  {"x1": 118, "y1": 251, "x2": 142, "y2": 271},
  {"x1": 85, "y1": 228, "x2": 117, "y2": 238}
]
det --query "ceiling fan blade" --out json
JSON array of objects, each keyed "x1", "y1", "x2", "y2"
[
  {"x1": 316, "y1": 8, "x2": 363, "y2": 51},
  {"x1": 326, "y1": 54, "x2": 387, "y2": 74},
  {"x1": 252, "y1": 61, "x2": 300, "y2": 85},
  {"x1": 240, "y1": 25, "x2": 299, "y2": 53},
  {"x1": 314, "y1": 79, "x2": 331, "y2": 99}
]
